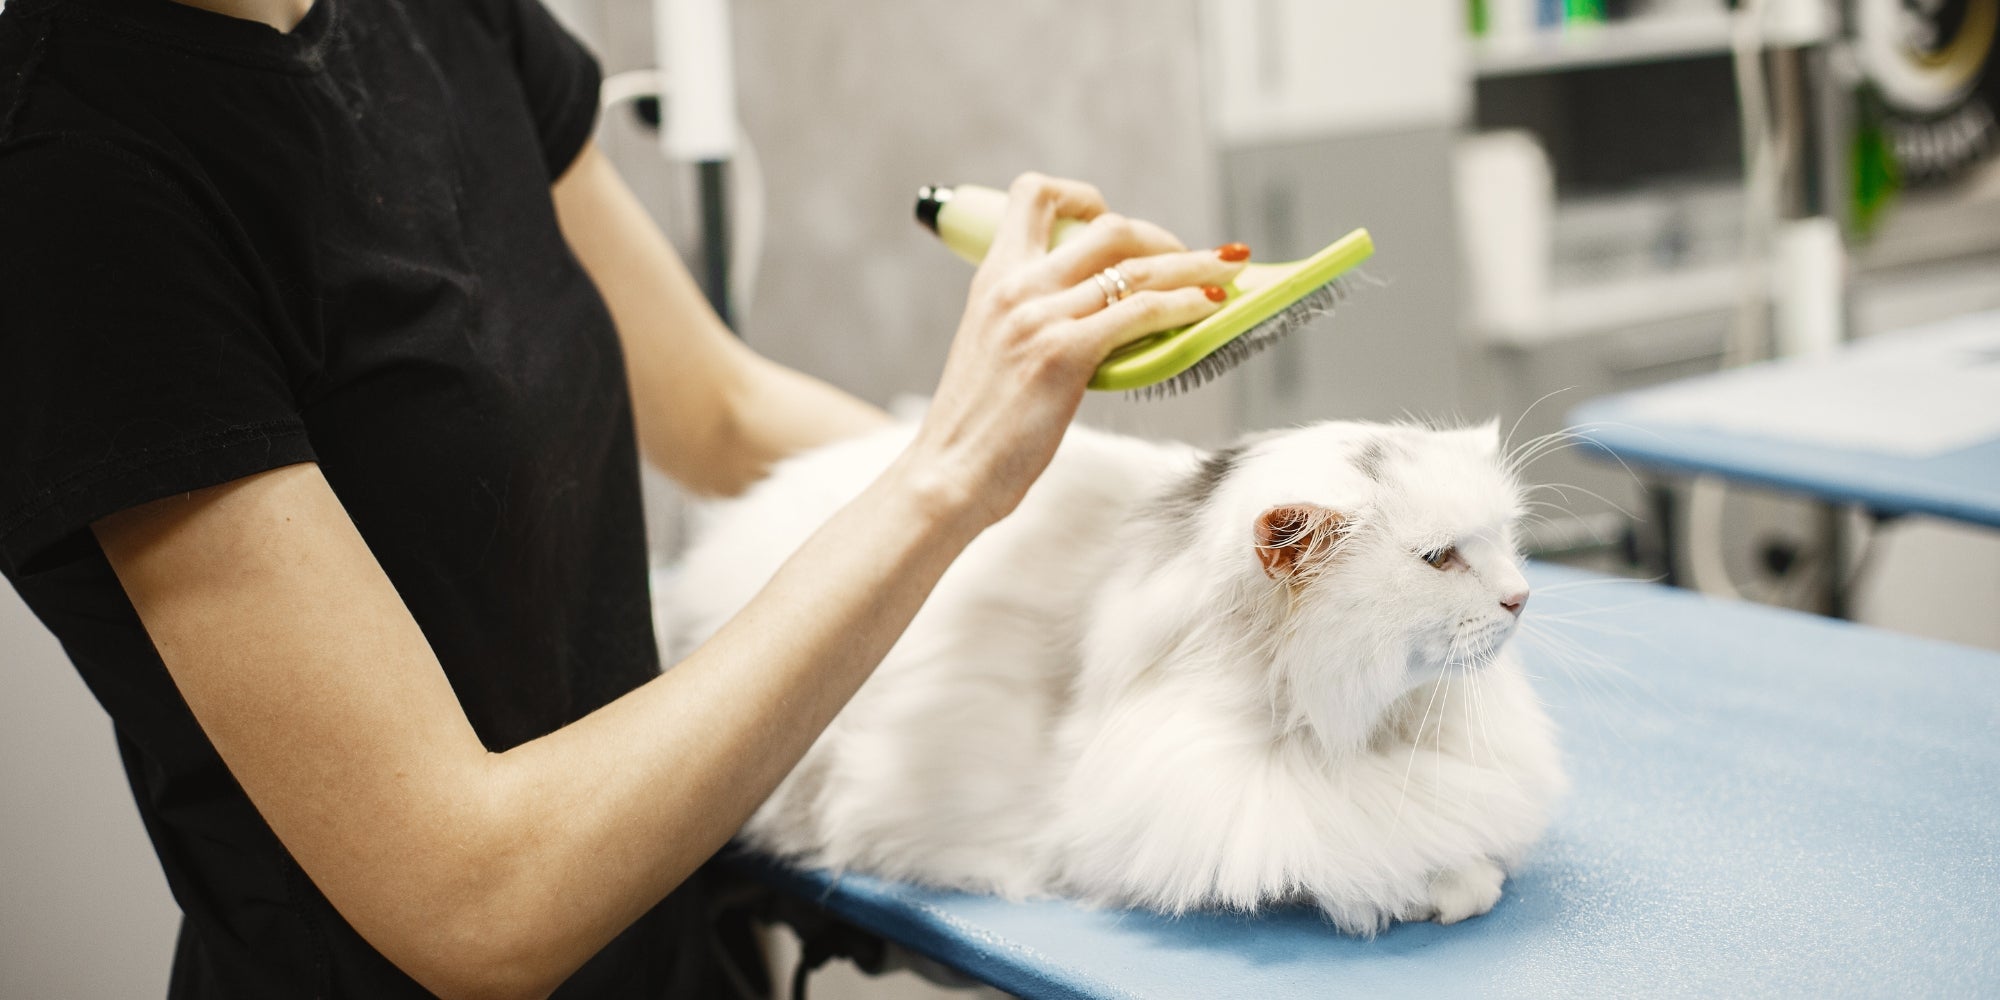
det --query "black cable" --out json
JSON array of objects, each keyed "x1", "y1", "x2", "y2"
[
  {"x1": 704, "y1": 880, "x2": 774, "y2": 1000},
  {"x1": 790, "y1": 953, "x2": 812, "y2": 1000},
  {"x1": 698, "y1": 159, "x2": 734, "y2": 332}
]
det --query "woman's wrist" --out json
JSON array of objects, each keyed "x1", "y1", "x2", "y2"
[{"x1": 876, "y1": 443, "x2": 994, "y2": 549}]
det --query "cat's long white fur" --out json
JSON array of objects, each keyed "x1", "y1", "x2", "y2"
[{"x1": 665, "y1": 419, "x2": 1566, "y2": 934}]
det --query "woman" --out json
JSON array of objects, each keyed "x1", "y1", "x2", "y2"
[{"x1": 0, "y1": 0, "x2": 1245, "y2": 995}]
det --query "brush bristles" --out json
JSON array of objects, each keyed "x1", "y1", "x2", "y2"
[{"x1": 1129, "y1": 277, "x2": 1353, "y2": 401}]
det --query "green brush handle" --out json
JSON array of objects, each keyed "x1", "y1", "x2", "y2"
[
  {"x1": 915, "y1": 184, "x2": 1372, "y2": 392},
  {"x1": 917, "y1": 183, "x2": 1086, "y2": 263},
  {"x1": 1089, "y1": 229, "x2": 1372, "y2": 391}
]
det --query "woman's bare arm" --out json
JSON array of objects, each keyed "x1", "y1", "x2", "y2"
[
  {"x1": 552, "y1": 142, "x2": 889, "y2": 496},
  {"x1": 94, "y1": 453, "x2": 977, "y2": 1000}
]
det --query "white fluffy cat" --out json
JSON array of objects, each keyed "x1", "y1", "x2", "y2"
[{"x1": 665, "y1": 418, "x2": 1566, "y2": 934}]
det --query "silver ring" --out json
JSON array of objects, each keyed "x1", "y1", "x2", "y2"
[
  {"x1": 1101, "y1": 266, "x2": 1131, "y2": 302},
  {"x1": 1092, "y1": 270, "x2": 1120, "y2": 309}
]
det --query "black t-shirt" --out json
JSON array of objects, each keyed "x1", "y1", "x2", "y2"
[{"x1": 0, "y1": 0, "x2": 721, "y2": 994}]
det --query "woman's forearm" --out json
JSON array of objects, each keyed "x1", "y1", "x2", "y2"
[
  {"x1": 465, "y1": 449, "x2": 973, "y2": 994},
  {"x1": 95, "y1": 454, "x2": 980, "y2": 1000},
  {"x1": 721, "y1": 351, "x2": 891, "y2": 465}
]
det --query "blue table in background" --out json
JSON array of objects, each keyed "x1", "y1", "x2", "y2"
[
  {"x1": 1568, "y1": 397, "x2": 2000, "y2": 532},
  {"x1": 734, "y1": 564, "x2": 2000, "y2": 998},
  {"x1": 1566, "y1": 308, "x2": 2000, "y2": 530}
]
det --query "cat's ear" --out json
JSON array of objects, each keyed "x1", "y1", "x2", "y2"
[
  {"x1": 1253, "y1": 504, "x2": 1347, "y2": 580},
  {"x1": 1473, "y1": 419, "x2": 1502, "y2": 455}
]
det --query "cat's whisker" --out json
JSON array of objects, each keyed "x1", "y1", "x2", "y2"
[
  {"x1": 1472, "y1": 668, "x2": 1500, "y2": 774},
  {"x1": 1523, "y1": 607, "x2": 1649, "y2": 631},
  {"x1": 1526, "y1": 622, "x2": 1645, "y2": 647},
  {"x1": 1518, "y1": 500, "x2": 1607, "y2": 529},
  {"x1": 1505, "y1": 427, "x2": 1614, "y2": 479},
  {"x1": 1526, "y1": 489, "x2": 1576, "y2": 514},
  {"x1": 1517, "y1": 644, "x2": 1624, "y2": 719},
  {"x1": 1508, "y1": 422, "x2": 1617, "y2": 466},
  {"x1": 1515, "y1": 519, "x2": 1561, "y2": 541},
  {"x1": 1460, "y1": 658, "x2": 1477, "y2": 773},
  {"x1": 1515, "y1": 510, "x2": 1563, "y2": 531},
  {"x1": 1502, "y1": 388, "x2": 1577, "y2": 454},
  {"x1": 1519, "y1": 499, "x2": 1582, "y2": 518},
  {"x1": 1465, "y1": 664, "x2": 1531, "y2": 803},
  {"x1": 1526, "y1": 480, "x2": 1638, "y2": 520},
  {"x1": 1532, "y1": 610, "x2": 1693, "y2": 731},
  {"x1": 1527, "y1": 601, "x2": 1650, "y2": 621},
  {"x1": 1504, "y1": 424, "x2": 1570, "y2": 466},
  {"x1": 1534, "y1": 575, "x2": 1668, "y2": 597},
  {"x1": 1515, "y1": 618, "x2": 1658, "y2": 738},
  {"x1": 1389, "y1": 666, "x2": 1452, "y2": 839},
  {"x1": 1437, "y1": 636, "x2": 1479, "y2": 801},
  {"x1": 1515, "y1": 621, "x2": 1606, "y2": 683},
  {"x1": 1541, "y1": 420, "x2": 1659, "y2": 490},
  {"x1": 1515, "y1": 424, "x2": 1606, "y2": 457},
  {"x1": 1507, "y1": 432, "x2": 1595, "y2": 473},
  {"x1": 1518, "y1": 618, "x2": 1632, "y2": 679},
  {"x1": 1523, "y1": 593, "x2": 1660, "y2": 625}
]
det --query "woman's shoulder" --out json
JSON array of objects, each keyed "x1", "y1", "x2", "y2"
[
  {"x1": 401, "y1": 0, "x2": 546, "y2": 46},
  {"x1": 0, "y1": 10, "x2": 201, "y2": 201},
  {"x1": 0, "y1": 127, "x2": 212, "y2": 249}
]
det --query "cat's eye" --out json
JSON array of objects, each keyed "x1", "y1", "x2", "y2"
[{"x1": 1422, "y1": 546, "x2": 1460, "y2": 570}]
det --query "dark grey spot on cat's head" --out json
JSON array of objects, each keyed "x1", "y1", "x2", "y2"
[
  {"x1": 1154, "y1": 444, "x2": 1244, "y2": 529},
  {"x1": 1354, "y1": 439, "x2": 1390, "y2": 481}
]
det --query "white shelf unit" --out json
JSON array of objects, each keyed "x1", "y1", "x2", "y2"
[
  {"x1": 1472, "y1": 13, "x2": 1738, "y2": 78},
  {"x1": 1471, "y1": 6, "x2": 1834, "y2": 78},
  {"x1": 1462, "y1": 7, "x2": 1837, "y2": 345},
  {"x1": 1486, "y1": 263, "x2": 1741, "y2": 347}
]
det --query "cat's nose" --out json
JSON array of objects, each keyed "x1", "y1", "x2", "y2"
[{"x1": 1500, "y1": 590, "x2": 1529, "y2": 617}]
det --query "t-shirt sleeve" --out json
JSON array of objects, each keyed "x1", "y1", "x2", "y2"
[
  {"x1": 0, "y1": 138, "x2": 316, "y2": 576},
  {"x1": 504, "y1": 0, "x2": 604, "y2": 179}
]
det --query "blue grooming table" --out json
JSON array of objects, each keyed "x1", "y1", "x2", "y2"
[
  {"x1": 1567, "y1": 311, "x2": 2000, "y2": 530},
  {"x1": 733, "y1": 563, "x2": 2000, "y2": 998},
  {"x1": 1562, "y1": 420, "x2": 2000, "y2": 530}
]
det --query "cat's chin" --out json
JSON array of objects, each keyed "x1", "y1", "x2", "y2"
[
  {"x1": 1471, "y1": 620, "x2": 1520, "y2": 658},
  {"x1": 1399, "y1": 633, "x2": 1513, "y2": 691}
]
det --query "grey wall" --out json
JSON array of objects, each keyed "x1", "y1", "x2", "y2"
[
  {"x1": 1218, "y1": 127, "x2": 1465, "y2": 431},
  {"x1": 1, "y1": 591, "x2": 179, "y2": 999}
]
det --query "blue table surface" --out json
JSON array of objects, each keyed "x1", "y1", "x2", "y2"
[
  {"x1": 1567, "y1": 381, "x2": 2000, "y2": 531},
  {"x1": 736, "y1": 564, "x2": 2000, "y2": 999}
]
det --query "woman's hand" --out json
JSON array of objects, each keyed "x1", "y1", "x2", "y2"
[{"x1": 894, "y1": 173, "x2": 1248, "y2": 530}]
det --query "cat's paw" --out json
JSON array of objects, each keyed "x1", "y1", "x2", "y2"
[
  {"x1": 1426, "y1": 858, "x2": 1505, "y2": 925},
  {"x1": 1313, "y1": 894, "x2": 1396, "y2": 938}
]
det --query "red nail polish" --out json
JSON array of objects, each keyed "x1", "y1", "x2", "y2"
[
  {"x1": 1217, "y1": 242, "x2": 1251, "y2": 263},
  {"x1": 1203, "y1": 285, "x2": 1228, "y2": 303}
]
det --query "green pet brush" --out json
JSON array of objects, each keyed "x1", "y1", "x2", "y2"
[{"x1": 915, "y1": 184, "x2": 1374, "y2": 397}]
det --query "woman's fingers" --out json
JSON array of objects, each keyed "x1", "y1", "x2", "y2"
[
  {"x1": 1035, "y1": 212, "x2": 1185, "y2": 287},
  {"x1": 1099, "y1": 246, "x2": 1244, "y2": 300},
  {"x1": 988, "y1": 173, "x2": 1107, "y2": 264},
  {"x1": 912, "y1": 173, "x2": 1246, "y2": 527},
  {"x1": 1067, "y1": 286, "x2": 1230, "y2": 359},
  {"x1": 1032, "y1": 247, "x2": 1249, "y2": 323},
  {"x1": 1044, "y1": 213, "x2": 1184, "y2": 277}
]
